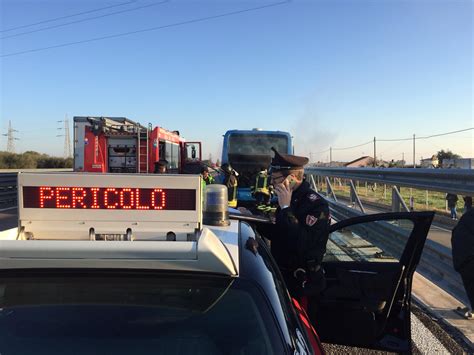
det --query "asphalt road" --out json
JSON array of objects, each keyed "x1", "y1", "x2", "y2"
[
  {"x1": 323, "y1": 304, "x2": 470, "y2": 354},
  {"x1": 343, "y1": 199, "x2": 454, "y2": 249},
  {"x1": 0, "y1": 207, "x2": 18, "y2": 230}
]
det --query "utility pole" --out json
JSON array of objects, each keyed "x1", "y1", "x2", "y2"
[
  {"x1": 57, "y1": 115, "x2": 72, "y2": 158},
  {"x1": 373, "y1": 136, "x2": 376, "y2": 167},
  {"x1": 3, "y1": 120, "x2": 19, "y2": 153},
  {"x1": 413, "y1": 134, "x2": 416, "y2": 168},
  {"x1": 402, "y1": 152, "x2": 405, "y2": 167},
  {"x1": 329, "y1": 147, "x2": 332, "y2": 166}
]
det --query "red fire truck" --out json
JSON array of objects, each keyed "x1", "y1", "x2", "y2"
[{"x1": 73, "y1": 116, "x2": 202, "y2": 174}]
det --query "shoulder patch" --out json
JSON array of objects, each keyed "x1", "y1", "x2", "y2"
[
  {"x1": 306, "y1": 215, "x2": 318, "y2": 226},
  {"x1": 308, "y1": 193, "x2": 319, "y2": 202}
]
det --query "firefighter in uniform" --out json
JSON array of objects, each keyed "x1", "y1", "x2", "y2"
[
  {"x1": 200, "y1": 166, "x2": 215, "y2": 202},
  {"x1": 221, "y1": 163, "x2": 238, "y2": 208},
  {"x1": 201, "y1": 166, "x2": 215, "y2": 186},
  {"x1": 257, "y1": 148, "x2": 330, "y2": 300},
  {"x1": 252, "y1": 167, "x2": 271, "y2": 206}
]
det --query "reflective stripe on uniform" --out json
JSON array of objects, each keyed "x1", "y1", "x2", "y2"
[
  {"x1": 228, "y1": 178, "x2": 238, "y2": 207},
  {"x1": 255, "y1": 173, "x2": 269, "y2": 195}
]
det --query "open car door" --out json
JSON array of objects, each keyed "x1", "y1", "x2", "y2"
[{"x1": 310, "y1": 211, "x2": 434, "y2": 353}]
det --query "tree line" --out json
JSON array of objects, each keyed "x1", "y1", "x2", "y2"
[{"x1": 0, "y1": 151, "x2": 73, "y2": 169}]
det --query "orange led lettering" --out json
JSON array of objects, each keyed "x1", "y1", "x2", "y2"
[
  {"x1": 91, "y1": 188, "x2": 100, "y2": 209},
  {"x1": 71, "y1": 188, "x2": 86, "y2": 208},
  {"x1": 27, "y1": 186, "x2": 189, "y2": 210},
  {"x1": 120, "y1": 188, "x2": 134, "y2": 209},
  {"x1": 56, "y1": 187, "x2": 71, "y2": 208},
  {"x1": 39, "y1": 187, "x2": 54, "y2": 208},
  {"x1": 151, "y1": 189, "x2": 166, "y2": 210},
  {"x1": 104, "y1": 188, "x2": 118, "y2": 209},
  {"x1": 135, "y1": 188, "x2": 149, "y2": 210}
]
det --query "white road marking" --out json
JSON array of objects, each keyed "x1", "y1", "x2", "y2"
[
  {"x1": 431, "y1": 224, "x2": 452, "y2": 233},
  {"x1": 0, "y1": 206, "x2": 17, "y2": 212}
]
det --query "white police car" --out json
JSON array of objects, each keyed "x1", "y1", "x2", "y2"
[{"x1": 0, "y1": 173, "x2": 433, "y2": 354}]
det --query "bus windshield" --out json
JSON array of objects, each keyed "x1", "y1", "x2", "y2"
[{"x1": 228, "y1": 134, "x2": 289, "y2": 155}]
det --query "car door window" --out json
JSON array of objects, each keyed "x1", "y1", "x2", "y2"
[{"x1": 324, "y1": 219, "x2": 414, "y2": 263}]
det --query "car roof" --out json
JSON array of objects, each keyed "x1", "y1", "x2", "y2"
[{"x1": 0, "y1": 220, "x2": 242, "y2": 277}]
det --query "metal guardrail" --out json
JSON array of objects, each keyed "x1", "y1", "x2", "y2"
[
  {"x1": 0, "y1": 170, "x2": 72, "y2": 209},
  {"x1": 329, "y1": 199, "x2": 468, "y2": 305},
  {"x1": 306, "y1": 167, "x2": 474, "y2": 195},
  {"x1": 0, "y1": 173, "x2": 18, "y2": 209},
  {"x1": 0, "y1": 168, "x2": 73, "y2": 173}
]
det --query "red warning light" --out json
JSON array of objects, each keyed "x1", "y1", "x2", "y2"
[{"x1": 23, "y1": 186, "x2": 194, "y2": 211}]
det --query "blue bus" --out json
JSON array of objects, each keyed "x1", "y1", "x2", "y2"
[{"x1": 221, "y1": 129, "x2": 293, "y2": 205}]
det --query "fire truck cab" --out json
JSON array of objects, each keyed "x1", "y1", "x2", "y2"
[{"x1": 73, "y1": 116, "x2": 202, "y2": 174}]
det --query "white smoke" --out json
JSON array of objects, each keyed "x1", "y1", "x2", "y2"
[{"x1": 291, "y1": 99, "x2": 338, "y2": 163}]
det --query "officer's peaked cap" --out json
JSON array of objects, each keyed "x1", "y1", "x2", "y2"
[{"x1": 270, "y1": 147, "x2": 308, "y2": 171}]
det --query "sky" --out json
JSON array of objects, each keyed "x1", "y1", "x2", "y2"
[{"x1": 0, "y1": 0, "x2": 473, "y2": 163}]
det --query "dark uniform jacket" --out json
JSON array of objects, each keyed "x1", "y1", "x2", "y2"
[
  {"x1": 258, "y1": 180, "x2": 330, "y2": 272},
  {"x1": 446, "y1": 194, "x2": 458, "y2": 208},
  {"x1": 224, "y1": 174, "x2": 238, "y2": 202},
  {"x1": 463, "y1": 196, "x2": 473, "y2": 209},
  {"x1": 451, "y1": 208, "x2": 474, "y2": 272}
]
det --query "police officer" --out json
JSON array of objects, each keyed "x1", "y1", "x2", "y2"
[
  {"x1": 257, "y1": 148, "x2": 330, "y2": 299},
  {"x1": 252, "y1": 167, "x2": 271, "y2": 206},
  {"x1": 221, "y1": 163, "x2": 238, "y2": 208}
]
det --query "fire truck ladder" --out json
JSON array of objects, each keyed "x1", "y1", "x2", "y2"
[{"x1": 137, "y1": 123, "x2": 149, "y2": 173}]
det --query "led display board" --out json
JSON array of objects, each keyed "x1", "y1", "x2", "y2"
[{"x1": 22, "y1": 186, "x2": 195, "y2": 211}]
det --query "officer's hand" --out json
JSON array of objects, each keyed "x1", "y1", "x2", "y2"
[{"x1": 274, "y1": 182, "x2": 292, "y2": 208}]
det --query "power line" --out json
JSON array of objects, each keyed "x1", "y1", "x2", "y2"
[
  {"x1": 377, "y1": 127, "x2": 473, "y2": 142},
  {"x1": 378, "y1": 137, "x2": 413, "y2": 142},
  {"x1": 0, "y1": 0, "x2": 137, "y2": 33},
  {"x1": 417, "y1": 127, "x2": 473, "y2": 140},
  {"x1": 317, "y1": 126, "x2": 473, "y2": 166},
  {"x1": 1, "y1": 0, "x2": 291, "y2": 58},
  {"x1": 322, "y1": 127, "x2": 473, "y2": 153},
  {"x1": 332, "y1": 140, "x2": 372, "y2": 151},
  {"x1": 1, "y1": 0, "x2": 170, "y2": 40}
]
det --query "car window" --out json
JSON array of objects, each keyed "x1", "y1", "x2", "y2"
[
  {"x1": 0, "y1": 273, "x2": 284, "y2": 355},
  {"x1": 247, "y1": 223, "x2": 305, "y2": 343},
  {"x1": 324, "y1": 219, "x2": 414, "y2": 263},
  {"x1": 241, "y1": 223, "x2": 290, "y2": 314},
  {"x1": 255, "y1": 234, "x2": 294, "y2": 320}
]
